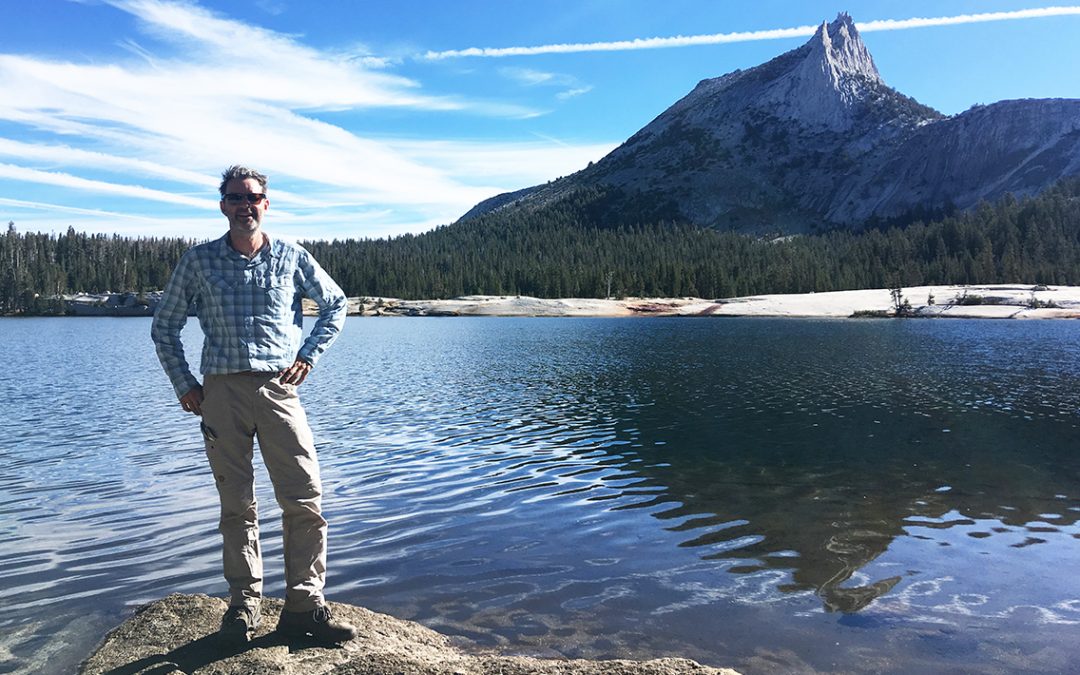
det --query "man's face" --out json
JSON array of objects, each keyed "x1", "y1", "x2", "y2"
[{"x1": 220, "y1": 177, "x2": 269, "y2": 235}]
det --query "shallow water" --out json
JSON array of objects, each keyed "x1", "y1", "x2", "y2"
[{"x1": 2, "y1": 316, "x2": 1079, "y2": 674}]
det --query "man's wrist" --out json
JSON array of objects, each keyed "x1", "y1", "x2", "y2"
[{"x1": 173, "y1": 374, "x2": 201, "y2": 399}]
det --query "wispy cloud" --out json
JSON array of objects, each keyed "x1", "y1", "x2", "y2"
[
  {"x1": 498, "y1": 67, "x2": 594, "y2": 102},
  {"x1": 0, "y1": 196, "x2": 177, "y2": 221},
  {"x1": 557, "y1": 87, "x2": 594, "y2": 101},
  {"x1": 500, "y1": 67, "x2": 574, "y2": 87},
  {"x1": 254, "y1": 0, "x2": 286, "y2": 16},
  {"x1": 386, "y1": 139, "x2": 617, "y2": 186},
  {"x1": 0, "y1": 138, "x2": 214, "y2": 187},
  {"x1": 421, "y1": 6, "x2": 1080, "y2": 59},
  {"x1": 0, "y1": 163, "x2": 217, "y2": 208},
  {"x1": 0, "y1": 0, "x2": 603, "y2": 239}
]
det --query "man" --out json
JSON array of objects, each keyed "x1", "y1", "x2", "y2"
[{"x1": 151, "y1": 165, "x2": 356, "y2": 645}]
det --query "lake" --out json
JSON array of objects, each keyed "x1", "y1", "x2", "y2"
[{"x1": 2, "y1": 316, "x2": 1079, "y2": 674}]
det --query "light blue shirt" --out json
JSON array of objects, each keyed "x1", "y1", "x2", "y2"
[{"x1": 151, "y1": 233, "x2": 347, "y2": 398}]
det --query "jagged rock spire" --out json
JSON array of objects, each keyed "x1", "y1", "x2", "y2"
[
  {"x1": 815, "y1": 12, "x2": 881, "y2": 85},
  {"x1": 754, "y1": 11, "x2": 884, "y2": 130}
]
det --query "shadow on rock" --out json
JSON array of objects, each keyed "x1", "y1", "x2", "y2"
[{"x1": 80, "y1": 593, "x2": 739, "y2": 675}]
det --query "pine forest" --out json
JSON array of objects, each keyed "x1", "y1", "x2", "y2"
[{"x1": 3, "y1": 178, "x2": 1080, "y2": 315}]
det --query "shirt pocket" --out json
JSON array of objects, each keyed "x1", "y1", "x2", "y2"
[
  {"x1": 257, "y1": 271, "x2": 296, "y2": 312},
  {"x1": 200, "y1": 272, "x2": 235, "y2": 308},
  {"x1": 207, "y1": 272, "x2": 234, "y2": 291}
]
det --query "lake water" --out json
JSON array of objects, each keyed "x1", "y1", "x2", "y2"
[{"x1": 2, "y1": 316, "x2": 1080, "y2": 674}]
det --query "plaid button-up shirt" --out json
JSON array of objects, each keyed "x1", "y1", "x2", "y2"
[{"x1": 151, "y1": 233, "x2": 347, "y2": 398}]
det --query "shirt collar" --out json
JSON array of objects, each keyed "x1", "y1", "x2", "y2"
[{"x1": 216, "y1": 232, "x2": 280, "y2": 261}]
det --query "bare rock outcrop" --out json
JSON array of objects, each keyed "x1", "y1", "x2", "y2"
[{"x1": 79, "y1": 594, "x2": 739, "y2": 675}]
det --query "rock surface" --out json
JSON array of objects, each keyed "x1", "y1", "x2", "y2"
[
  {"x1": 310, "y1": 284, "x2": 1080, "y2": 319},
  {"x1": 79, "y1": 594, "x2": 739, "y2": 675}
]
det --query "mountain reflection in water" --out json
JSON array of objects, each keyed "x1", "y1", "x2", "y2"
[{"x1": 458, "y1": 317, "x2": 1080, "y2": 618}]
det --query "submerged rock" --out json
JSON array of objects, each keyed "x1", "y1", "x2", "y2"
[{"x1": 79, "y1": 594, "x2": 738, "y2": 675}]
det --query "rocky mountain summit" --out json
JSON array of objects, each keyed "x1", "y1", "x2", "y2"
[{"x1": 461, "y1": 13, "x2": 1080, "y2": 233}]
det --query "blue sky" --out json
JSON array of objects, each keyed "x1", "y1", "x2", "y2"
[{"x1": 2, "y1": 0, "x2": 1078, "y2": 241}]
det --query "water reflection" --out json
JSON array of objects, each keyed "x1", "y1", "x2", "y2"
[
  {"x1": 504, "y1": 317, "x2": 1080, "y2": 615},
  {"x1": 3, "y1": 317, "x2": 1080, "y2": 674},
  {"x1": 303, "y1": 317, "x2": 1080, "y2": 664}
]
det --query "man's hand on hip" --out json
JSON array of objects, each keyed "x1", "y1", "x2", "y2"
[
  {"x1": 179, "y1": 385, "x2": 204, "y2": 416},
  {"x1": 279, "y1": 359, "x2": 313, "y2": 386}
]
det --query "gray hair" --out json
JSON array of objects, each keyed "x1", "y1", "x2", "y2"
[{"x1": 218, "y1": 165, "x2": 268, "y2": 197}]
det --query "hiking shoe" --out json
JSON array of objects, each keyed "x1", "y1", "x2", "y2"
[
  {"x1": 276, "y1": 604, "x2": 357, "y2": 644},
  {"x1": 220, "y1": 603, "x2": 261, "y2": 643}
]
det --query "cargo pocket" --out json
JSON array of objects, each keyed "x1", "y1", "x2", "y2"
[{"x1": 200, "y1": 421, "x2": 218, "y2": 446}]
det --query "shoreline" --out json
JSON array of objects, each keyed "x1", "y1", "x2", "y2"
[
  {"x1": 338, "y1": 284, "x2": 1080, "y2": 319},
  {"x1": 7, "y1": 284, "x2": 1078, "y2": 319}
]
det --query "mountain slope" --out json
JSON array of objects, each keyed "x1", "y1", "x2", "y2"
[{"x1": 460, "y1": 14, "x2": 1080, "y2": 233}]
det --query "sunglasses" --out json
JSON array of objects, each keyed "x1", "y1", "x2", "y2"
[{"x1": 223, "y1": 193, "x2": 267, "y2": 205}]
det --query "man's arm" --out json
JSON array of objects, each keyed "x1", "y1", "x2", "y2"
[
  {"x1": 150, "y1": 252, "x2": 202, "y2": 405},
  {"x1": 293, "y1": 251, "x2": 347, "y2": 373}
]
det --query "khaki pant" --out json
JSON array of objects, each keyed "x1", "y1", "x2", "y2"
[{"x1": 201, "y1": 372, "x2": 326, "y2": 612}]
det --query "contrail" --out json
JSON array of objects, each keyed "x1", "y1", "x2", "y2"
[{"x1": 421, "y1": 6, "x2": 1080, "y2": 59}]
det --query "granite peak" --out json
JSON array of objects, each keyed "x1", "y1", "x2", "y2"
[{"x1": 460, "y1": 14, "x2": 1080, "y2": 233}]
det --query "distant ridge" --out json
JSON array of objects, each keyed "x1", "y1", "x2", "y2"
[{"x1": 460, "y1": 13, "x2": 1080, "y2": 232}]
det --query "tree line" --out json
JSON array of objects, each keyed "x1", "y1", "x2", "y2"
[
  {"x1": 3, "y1": 178, "x2": 1080, "y2": 315},
  {"x1": 1, "y1": 224, "x2": 193, "y2": 314},
  {"x1": 305, "y1": 177, "x2": 1080, "y2": 299}
]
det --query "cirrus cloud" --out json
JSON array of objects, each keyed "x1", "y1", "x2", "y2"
[{"x1": 0, "y1": 0, "x2": 608, "y2": 240}]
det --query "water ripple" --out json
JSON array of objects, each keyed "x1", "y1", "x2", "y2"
[{"x1": 4, "y1": 317, "x2": 1080, "y2": 674}]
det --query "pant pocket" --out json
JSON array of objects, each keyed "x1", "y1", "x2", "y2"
[{"x1": 201, "y1": 421, "x2": 219, "y2": 445}]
